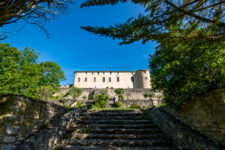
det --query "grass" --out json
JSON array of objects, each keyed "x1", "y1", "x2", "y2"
[{"x1": 90, "y1": 107, "x2": 140, "y2": 110}]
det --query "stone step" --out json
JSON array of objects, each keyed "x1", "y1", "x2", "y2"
[
  {"x1": 81, "y1": 110, "x2": 140, "y2": 113},
  {"x1": 55, "y1": 145, "x2": 177, "y2": 150},
  {"x1": 76, "y1": 119, "x2": 151, "y2": 124},
  {"x1": 78, "y1": 116, "x2": 147, "y2": 120},
  {"x1": 61, "y1": 139, "x2": 173, "y2": 147},
  {"x1": 78, "y1": 113, "x2": 143, "y2": 117},
  {"x1": 70, "y1": 133, "x2": 168, "y2": 140},
  {"x1": 71, "y1": 124, "x2": 157, "y2": 129},
  {"x1": 73, "y1": 128, "x2": 162, "y2": 134}
]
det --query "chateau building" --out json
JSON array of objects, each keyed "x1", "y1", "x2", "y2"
[{"x1": 73, "y1": 70, "x2": 151, "y2": 89}]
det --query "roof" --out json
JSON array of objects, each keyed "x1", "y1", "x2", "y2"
[{"x1": 74, "y1": 70, "x2": 149, "y2": 73}]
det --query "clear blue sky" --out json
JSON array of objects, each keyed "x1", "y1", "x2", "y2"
[{"x1": 2, "y1": 1, "x2": 157, "y2": 85}]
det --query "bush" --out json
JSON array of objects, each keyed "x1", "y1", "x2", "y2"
[
  {"x1": 93, "y1": 93, "x2": 110, "y2": 108},
  {"x1": 144, "y1": 92, "x2": 155, "y2": 99},
  {"x1": 130, "y1": 103, "x2": 140, "y2": 109},
  {"x1": 119, "y1": 94, "x2": 124, "y2": 100},
  {"x1": 91, "y1": 103, "x2": 101, "y2": 109},
  {"x1": 82, "y1": 95, "x2": 87, "y2": 100},
  {"x1": 116, "y1": 102, "x2": 123, "y2": 108},
  {"x1": 114, "y1": 88, "x2": 124, "y2": 95},
  {"x1": 76, "y1": 100, "x2": 83, "y2": 109}
]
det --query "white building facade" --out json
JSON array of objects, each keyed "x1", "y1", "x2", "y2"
[{"x1": 73, "y1": 70, "x2": 151, "y2": 89}]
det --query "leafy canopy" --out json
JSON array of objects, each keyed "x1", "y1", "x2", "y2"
[
  {"x1": 0, "y1": 0, "x2": 72, "y2": 39},
  {"x1": 0, "y1": 42, "x2": 66, "y2": 99},
  {"x1": 149, "y1": 33, "x2": 225, "y2": 109},
  {"x1": 81, "y1": 0, "x2": 225, "y2": 44}
]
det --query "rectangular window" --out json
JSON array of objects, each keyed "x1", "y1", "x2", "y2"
[
  {"x1": 103, "y1": 77, "x2": 105, "y2": 82},
  {"x1": 108, "y1": 77, "x2": 111, "y2": 82},
  {"x1": 145, "y1": 77, "x2": 148, "y2": 80},
  {"x1": 94, "y1": 78, "x2": 96, "y2": 82},
  {"x1": 78, "y1": 78, "x2": 80, "y2": 82},
  {"x1": 117, "y1": 77, "x2": 120, "y2": 82},
  {"x1": 85, "y1": 78, "x2": 87, "y2": 82}
]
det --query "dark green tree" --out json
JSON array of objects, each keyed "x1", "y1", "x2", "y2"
[
  {"x1": 81, "y1": 0, "x2": 225, "y2": 43},
  {"x1": 149, "y1": 36, "x2": 225, "y2": 109}
]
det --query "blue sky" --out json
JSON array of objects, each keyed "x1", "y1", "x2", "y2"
[{"x1": 2, "y1": 1, "x2": 157, "y2": 85}]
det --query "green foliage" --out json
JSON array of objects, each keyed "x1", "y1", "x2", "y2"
[
  {"x1": 68, "y1": 87, "x2": 83, "y2": 100},
  {"x1": 130, "y1": 103, "x2": 140, "y2": 109},
  {"x1": 76, "y1": 101, "x2": 83, "y2": 109},
  {"x1": 150, "y1": 37, "x2": 225, "y2": 109},
  {"x1": 0, "y1": 43, "x2": 65, "y2": 99},
  {"x1": 119, "y1": 94, "x2": 124, "y2": 100},
  {"x1": 82, "y1": 95, "x2": 87, "y2": 100},
  {"x1": 93, "y1": 93, "x2": 110, "y2": 108},
  {"x1": 116, "y1": 102, "x2": 123, "y2": 108},
  {"x1": 91, "y1": 103, "x2": 101, "y2": 109},
  {"x1": 144, "y1": 92, "x2": 155, "y2": 99},
  {"x1": 81, "y1": 0, "x2": 225, "y2": 44},
  {"x1": 114, "y1": 88, "x2": 124, "y2": 95}
]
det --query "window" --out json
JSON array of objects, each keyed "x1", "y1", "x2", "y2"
[
  {"x1": 117, "y1": 72, "x2": 119, "y2": 74},
  {"x1": 110, "y1": 72, "x2": 112, "y2": 75},
  {"x1": 108, "y1": 77, "x2": 111, "y2": 82},
  {"x1": 86, "y1": 72, "x2": 87, "y2": 74},
  {"x1": 85, "y1": 78, "x2": 87, "y2": 82},
  {"x1": 103, "y1": 72, "x2": 105, "y2": 74},
  {"x1": 98, "y1": 72, "x2": 99, "y2": 75},
  {"x1": 145, "y1": 77, "x2": 148, "y2": 80},
  {"x1": 92, "y1": 72, "x2": 93, "y2": 75},
  {"x1": 94, "y1": 78, "x2": 96, "y2": 82},
  {"x1": 103, "y1": 77, "x2": 105, "y2": 82},
  {"x1": 78, "y1": 78, "x2": 80, "y2": 82},
  {"x1": 117, "y1": 77, "x2": 120, "y2": 82},
  {"x1": 131, "y1": 77, "x2": 134, "y2": 82}
]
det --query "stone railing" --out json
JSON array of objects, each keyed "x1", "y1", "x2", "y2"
[
  {"x1": 0, "y1": 94, "x2": 70, "y2": 150},
  {"x1": 147, "y1": 107, "x2": 224, "y2": 150}
]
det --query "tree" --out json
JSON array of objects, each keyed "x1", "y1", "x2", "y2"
[
  {"x1": 149, "y1": 34, "x2": 225, "y2": 109},
  {"x1": 68, "y1": 87, "x2": 83, "y2": 100},
  {"x1": 81, "y1": 0, "x2": 225, "y2": 44},
  {"x1": 0, "y1": 0, "x2": 72, "y2": 39},
  {"x1": 0, "y1": 42, "x2": 66, "y2": 99}
]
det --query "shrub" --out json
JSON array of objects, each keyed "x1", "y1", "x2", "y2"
[
  {"x1": 114, "y1": 88, "x2": 124, "y2": 95},
  {"x1": 93, "y1": 93, "x2": 110, "y2": 108},
  {"x1": 144, "y1": 92, "x2": 155, "y2": 99},
  {"x1": 82, "y1": 95, "x2": 87, "y2": 100},
  {"x1": 91, "y1": 103, "x2": 101, "y2": 109},
  {"x1": 130, "y1": 103, "x2": 140, "y2": 109},
  {"x1": 76, "y1": 101, "x2": 83, "y2": 109},
  {"x1": 116, "y1": 102, "x2": 123, "y2": 108},
  {"x1": 119, "y1": 94, "x2": 124, "y2": 100}
]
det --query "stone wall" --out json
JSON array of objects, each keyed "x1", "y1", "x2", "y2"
[
  {"x1": 58, "y1": 88, "x2": 163, "y2": 108},
  {"x1": 0, "y1": 94, "x2": 69, "y2": 150},
  {"x1": 174, "y1": 89, "x2": 225, "y2": 147},
  {"x1": 148, "y1": 107, "x2": 224, "y2": 150}
]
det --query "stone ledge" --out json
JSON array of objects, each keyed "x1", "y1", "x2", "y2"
[{"x1": 147, "y1": 107, "x2": 224, "y2": 150}]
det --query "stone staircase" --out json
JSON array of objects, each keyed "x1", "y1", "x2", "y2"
[{"x1": 54, "y1": 110, "x2": 178, "y2": 150}]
